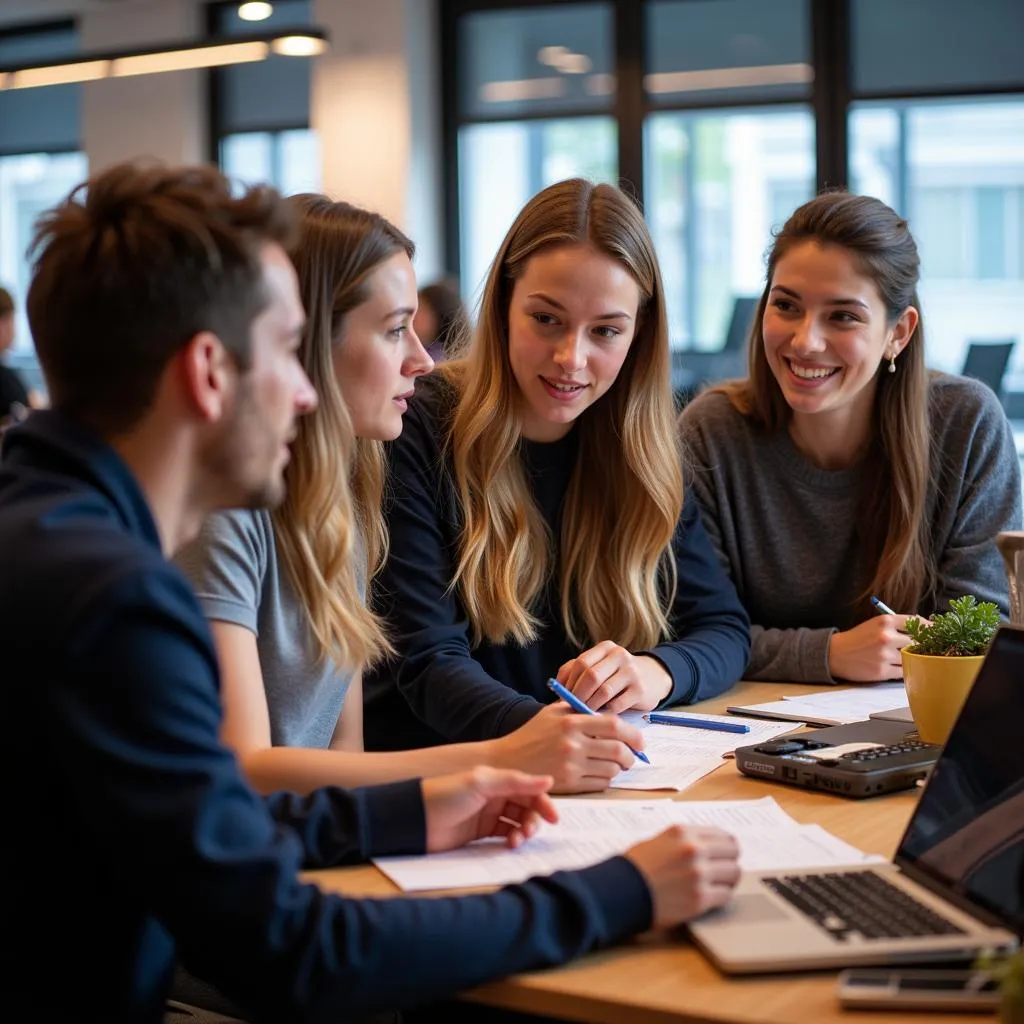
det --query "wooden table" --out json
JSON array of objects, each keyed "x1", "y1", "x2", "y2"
[{"x1": 307, "y1": 681, "x2": 992, "y2": 1024}]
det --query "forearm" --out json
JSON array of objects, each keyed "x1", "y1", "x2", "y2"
[
  {"x1": 295, "y1": 857, "x2": 652, "y2": 1021},
  {"x1": 746, "y1": 624, "x2": 836, "y2": 683},
  {"x1": 243, "y1": 741, "x2": 503, "y2": 794}
]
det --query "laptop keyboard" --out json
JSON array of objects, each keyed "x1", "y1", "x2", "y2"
[{"x1": 762, "y1": 870, "x2": 967, "y2": 942}]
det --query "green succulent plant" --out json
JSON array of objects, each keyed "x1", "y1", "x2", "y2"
[
  {"x1": 905, "y1": 595, "x2": 1000, "y2": 657},
  {"x1": 977, "y1": 950, "x2": 1024, "y2": 1023},
  {"x1": 1003, "y1": 953, "x2": 1024, "y2": 1024}
]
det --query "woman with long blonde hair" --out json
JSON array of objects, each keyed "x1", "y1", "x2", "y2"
[
  {"x1": 175, "y1": 194, "x2": 646, "y2": 795},
  {"x1": 363, "y1": 178, "x2": 750, "y2": 756},
  {"x1": 679, "y1": 191, "x2": 1020, "y2": 684}
]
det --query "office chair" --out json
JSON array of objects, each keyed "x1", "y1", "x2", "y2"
[
  {"x1": 721, "y1": 296, "x2": 759, "y2": 353},
  {"x1": 960, "y1": 340, "x2": 1015, "y2": 402}
]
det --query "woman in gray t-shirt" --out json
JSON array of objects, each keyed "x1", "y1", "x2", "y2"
[{"x1": 176, "y1": 196, "x2": 644, "y2": 795}]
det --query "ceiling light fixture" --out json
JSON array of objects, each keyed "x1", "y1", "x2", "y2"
[
  {"x1": 537, "y1": 45, "x2": 569, "y2": 66},
  {"x1": 271, "y1": 35, "x2": 325, "y2": 57},
  {"x1": 238, "y1": 1, "x2": 274, "y2": 21},
  {"x1": 6, "y1": 59, "x2": 110, "y2": 89},
  {"x1": 555, "y1": 53, "x2": 592, "y2": 74},
  {"x1": 644, "y1": 62, "x2": 813, "y2": 94},
  {"x1": 480, "y1": 77, "x2": 566, "y2": 103},
  {"x1": 0, "y1": 27, "x2": 328, "y2": 91}
]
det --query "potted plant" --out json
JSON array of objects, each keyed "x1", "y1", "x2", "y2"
[
  {"x1": 977, "y1": 950, "x2": 1024, "y2": 1023},
  {"x1": 900, "y1": 595, "x2": 1000, "y2": 744}
]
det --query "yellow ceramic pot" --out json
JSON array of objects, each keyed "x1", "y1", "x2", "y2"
[{"x1": 900, "y1": 648, "x2": 985, "y2": 745}]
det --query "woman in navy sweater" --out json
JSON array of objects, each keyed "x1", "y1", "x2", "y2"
[{"x1": 364, "y1": 178, "x2": 750, "y2": 761}]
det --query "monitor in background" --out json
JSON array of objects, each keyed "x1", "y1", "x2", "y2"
[{"x1": 722, "y1": 296, "x2": 759, "y2": 353}]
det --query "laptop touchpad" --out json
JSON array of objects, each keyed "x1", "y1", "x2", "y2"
[{"x1": 712, "y1": 894, "x2": 792, "y2": 924}]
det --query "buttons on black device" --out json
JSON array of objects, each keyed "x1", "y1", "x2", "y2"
[
  {"x1": 755, "y1": 741, "x2": 804, "y2": 755},
  {"x1": 839, "y1": 739, "x2": 935, "y2": 764}
]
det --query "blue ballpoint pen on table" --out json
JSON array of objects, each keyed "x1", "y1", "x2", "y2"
[
  {"x1": 870, "y1": 595, "x2": 896, "y2": 616},
  {"x1": 546, "y1": 678, "x2": 651, "y2": 764},
  {"x1": 644, "y1": 713, "x2": 749, "y2": 735}
]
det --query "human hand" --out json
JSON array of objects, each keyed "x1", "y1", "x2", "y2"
[
  {"x1": 827, "y1": 614, "x2": 923, "y2": 682},
  {"x1": 490, "y1": 702, "x2": 644, "y2": 794},
  {"x1": 625, "y1": 825, "x2": 741, "y2": 929},
  {"x1": 421, "y1": 766, "x2": 558, "y2": 853},
  {"x1": 556, "y1": 642, "x2": 672, "y2": 713}
]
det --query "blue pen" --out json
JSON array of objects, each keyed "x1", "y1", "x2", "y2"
[
  {"x1": 546, "y1": 678, "x2": 651, "y2": 764},
  {"x1": 644, "y1": 713, "x2": 750, "y2": 735},
  {"x1": 870, "y1": 595, "x2": 896, "y2": 616}
]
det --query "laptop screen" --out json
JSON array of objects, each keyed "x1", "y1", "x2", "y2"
[{"x1": 896, "y1": 626, "x2": 1024, "y2": 935}]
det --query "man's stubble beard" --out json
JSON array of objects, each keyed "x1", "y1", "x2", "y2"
[{"x1": 205, "y1": 382, "x2": 288, "y2": 512}]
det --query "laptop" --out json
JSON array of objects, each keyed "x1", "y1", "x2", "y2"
[
  {"x1": 870, "y1": 705, "x2": 915, "y2": 724},
  {"x1": 689, "y1": 625, "x2": 1024, "y2": 973}
]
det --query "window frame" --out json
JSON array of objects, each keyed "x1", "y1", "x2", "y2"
[
  {"x1": 204, "y1": 0, "x2": 314, "y2": 169},
  {"x1": 441, "y1": 0, "x2": 1024, "y2": 282}
]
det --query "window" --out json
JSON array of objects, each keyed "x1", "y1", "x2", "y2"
[
  {"x1": 646, "y1": 0, "x2": 812, "y2": 108},
  {"x1": 453, "y1": 3, "x2": 616, "y2": 301},
  {"x1": 220, "y1": 129, "x2": 321, "y2": 197},
  {"x1": 210, "y1": 0, "x2": 319, "y2": 194},
  {"x1": 646, "y1": 108, "x2": 814, "y2": 350},
  {"x1": 458, "y1": 117, "x2": 617, "y2": 302},
  {"x1": 852, "y1": 0, "x2": 1023, "y2": 95},
  {"x1": 0, "y1": 153, "x2": 89, "y2": 359},
  {"x1": 850, "y1": 99, "x2": 1024, "y2": 378},
  {"x1": 642, "y1": 0, "x2": 813, "y2": 350},
  {"x1": 446, "y1": 0, "x2": 1024, "y2": 402},
  {"x1": 0, "y1": 22, "x2": 84, "y2": 383}
]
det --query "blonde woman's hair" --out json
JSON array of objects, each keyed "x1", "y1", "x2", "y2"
[
  {"x1": 276, "y1": 194, "x2": 413, "y2": 670},
  {"x1": 710, "y1": 191, "x2": 934, "y2": 614},
  {"x1": 441, "y1": 178, "x2": 682, "y2": 650}
]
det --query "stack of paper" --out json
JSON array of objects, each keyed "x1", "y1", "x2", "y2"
[
  {"x1": 373, "y1": 796, "x2": 882, "y2": 892},
  {"x1": 727, "y1": 682, "x2": 909, "y2": 727},
  {"x1": 610, "y1": 711, "x2": 803, "y2": 791}
]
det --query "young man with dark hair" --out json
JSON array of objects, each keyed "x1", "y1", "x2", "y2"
[{"x1": 1, "y1": 160, "x2": 740, "y2": 1023}]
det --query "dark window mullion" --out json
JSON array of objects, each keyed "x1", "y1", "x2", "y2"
[
  {"x1": 613, "y1": 0, "x2": 644, "y2": 205},
  {"x1": 811, "y1": 0, "x2": 851, "y2": 191}
]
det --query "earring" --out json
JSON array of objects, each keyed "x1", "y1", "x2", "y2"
[{"x1": 888, "y1": 353, "x2": 897, "y2": 374}]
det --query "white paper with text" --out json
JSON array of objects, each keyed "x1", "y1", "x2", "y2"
[{"x1": 373, "y1": 796, "x2": 880, "y2": 892}]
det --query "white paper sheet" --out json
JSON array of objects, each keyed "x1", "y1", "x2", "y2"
[
  {"x1": 373, "y1": 796, "x2": 880, "y2": 892},
  {"x1": 729, "y1": 683, "x2": 909, "y2": 726},
  {"x1": 608, "y1": 711, "x2": 803, "y2": 791}
]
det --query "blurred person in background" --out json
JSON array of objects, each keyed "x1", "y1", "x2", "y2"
[
  {"x1": 414, "y1": 277, "x2": 467, "y2": 361},
  {"x1": 0, "y1": 287, "x2": 33, "y2": 426}
]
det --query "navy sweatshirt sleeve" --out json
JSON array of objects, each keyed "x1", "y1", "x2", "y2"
[
  {"x1": 52, "y1": 566, "x2": 652, "y2": 1022},
  {"x1": 365, "y1": 381, "x2": 750, "y2": 748},
  {"x1": 641, "y1": 488, "x2": 751, "y2": 706}
]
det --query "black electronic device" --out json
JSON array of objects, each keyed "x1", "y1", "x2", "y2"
[
  {"x1": 837, "y1": 967, "x2": 1001, "y2": 1011},
  {"x1": 734, "y1": 719, "x2": 942, "y2": 798}
]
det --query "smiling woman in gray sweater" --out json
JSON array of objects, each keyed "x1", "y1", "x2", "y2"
[{"x1": 679, "y1": 192, "x2": 1021, "y2": 685}]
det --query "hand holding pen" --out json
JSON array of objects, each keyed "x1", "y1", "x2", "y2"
[
  {"x1": 547, "y1": 678, "x2": 651, "y2": 764},
  {"x1": 489, "y1": 697, "x2": 647, "y2": 793},
  {"x1": 826, "y1": 594, "x2": 922, "y2": 683}
]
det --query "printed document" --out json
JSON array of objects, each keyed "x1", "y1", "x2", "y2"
[
  {"x1": 373, "y1": 796, "x2": 881, "y2": 892},
  {"x1": 609, "y1": 711, "x2": 802, "y2": 791}
]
